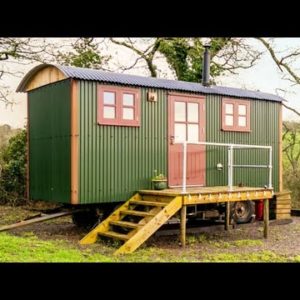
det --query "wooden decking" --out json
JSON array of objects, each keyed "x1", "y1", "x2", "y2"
[
  {"x1": 80, "y1": 186, "x2": 273, "y2": 253},
  {"x1": 139, "y1": 186, "x2": 274, "y2": 205},
  {"x1": 140, "y1": 185, "x2": 272, "y2": 244}
]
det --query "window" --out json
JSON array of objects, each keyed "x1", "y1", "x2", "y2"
[
  {"x1": 222, "y1": 98, "x2": 250, "y2": 132},
  {"x1": 98, "y1": 85, "x2": 140, "y2": 126},
  {"x1": 174, "y1": 100, "x2": 200, "y2": 143}
]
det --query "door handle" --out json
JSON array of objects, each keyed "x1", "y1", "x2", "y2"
[{"x1": 170, "y1": 135, "x2": 175, "y2": 144}]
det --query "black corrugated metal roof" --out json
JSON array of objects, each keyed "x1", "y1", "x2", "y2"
[{"x1": 16, "y1": 64, "x2": 284, "y2": 102}]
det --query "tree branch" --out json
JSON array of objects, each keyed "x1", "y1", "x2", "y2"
[
  {"x1": 258, "y1": 38, "x2": 300, "y2": 84},
  {"x1": 110, "y1": 38, "x2": 161, "y2": 77},
  {"x1": 282, "y1": 102, "x2": 300, "y2": 117}
]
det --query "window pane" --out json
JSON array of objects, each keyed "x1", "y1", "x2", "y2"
[
  {"x1": 225, "y1": 103, "x2": 234, "y2": 114},
  {"x1": 103, "y1": 106, "x2": 115, "y2": 119},
  {"x1": 123, "y1": 108, "x2": 134, "y2": 120},
  {"x1": 174, "y1": 102, "x2": 186, "y2": 122},
  {"x1": 103, "y1": 92, "x2": 115, "y2": 105},
  {"x1": 188, "y1": 103, "x2": 198, "y2": 122},
  {"x1": 123, "y1": 93, "x2": 134, "y2": 106},
  {"x1": 188, "y1": 124, "x2": 199, "y2": 142},
  {"x1": 238, "y1": 105, "x2": 246, "y2": 115},
  {"x1": 238, "y1": 116, "x2": 246, "y2": 127},
  {"x1": 174, "y1": 123, "x2": 186, "y2": 142},
  {"x1": 225, "y1": 115, "x2": 233, "y2": 126}
]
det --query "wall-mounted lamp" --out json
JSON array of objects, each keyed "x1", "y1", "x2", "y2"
[
  {"x1": 216, "y1": 163, "x2": 223, "y2": 171},
  {"x1": 147, "y1": 92, "x2": 157, "y2": 102}
]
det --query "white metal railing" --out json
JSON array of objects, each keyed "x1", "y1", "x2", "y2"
[{"x1": 178, "y1": 141, "x2": 272, "y2": 193}]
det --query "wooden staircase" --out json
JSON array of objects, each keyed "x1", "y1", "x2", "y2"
[{"x1": 79, "y1": 193, "x2": 182, "y2": 254}]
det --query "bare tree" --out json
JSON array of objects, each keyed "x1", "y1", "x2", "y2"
[
  {"x1": 258, "y1": 38, "x2": 300, "y2": 85},
  {"x1": 110, "y1": 38, "x2": 162, "y2": 77},
  {"x1": 283, "y1": 121, "x2": 300, "y2": 171},
  {"x1": 109, "y1": 38, "x2": 262, "y2": 82},
  {"x1": 55, "y1": 38, "x2": 110, "y2": 69},
  {"x1": 0, "y1": 38, "x2": 56, "y2": 104},
  {"x1": 258, "y1": 38, "x2": 300, "y2": 116}
]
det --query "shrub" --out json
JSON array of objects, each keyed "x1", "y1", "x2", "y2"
[{"x1": 0, "y1": 129, "x2": 27, "y2": 205}]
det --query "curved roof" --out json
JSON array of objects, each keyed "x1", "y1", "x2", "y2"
[{"x1": 16, "y1": 64, "x2": 284, "y2": 102}]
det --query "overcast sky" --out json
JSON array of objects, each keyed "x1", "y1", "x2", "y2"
[{"x1": 1, "y1": 38, "x2": 300, "y2": 129}]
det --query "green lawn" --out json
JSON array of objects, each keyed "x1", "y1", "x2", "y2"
[{"x1": 1, "y1": 232, "x2": 299, "y2": 262}]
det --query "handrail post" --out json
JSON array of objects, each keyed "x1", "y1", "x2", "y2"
[
  {"x1": 228, "y1": 146, "x2": 231, "y2": 191},
  {"x1": 231, "y1": 145, "x2": 234, "y2": 191},
  {"x1": 268, "y1": 147, "x2": 272, "y2": 189},
  {"x1": 228, "y1": 145, "x2": 234, "y2": 191},
  {"x1": 182, "y1": 141, "x2": 187, "y2": 193}
]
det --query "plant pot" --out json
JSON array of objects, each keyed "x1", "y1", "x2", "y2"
[{"x1": 152, "y1": 180, "x2": 168, "y2": 190}]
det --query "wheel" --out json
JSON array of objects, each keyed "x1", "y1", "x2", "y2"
[
  {"x1": 72, "y1": 209, "x2": 101, "y2": 229},
  {"x1": 230, "y1": 201, "x2": 255, "y2": 224}
]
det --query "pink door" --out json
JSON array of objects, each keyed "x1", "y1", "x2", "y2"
[{"x1": 168, "y1": 93, "x2": 205, "y2": 187}]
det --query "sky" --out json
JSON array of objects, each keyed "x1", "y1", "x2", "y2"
[{"x1": 1, "y1": 38, "x2": 300, "y2": 129}]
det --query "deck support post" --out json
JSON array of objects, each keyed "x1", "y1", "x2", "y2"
[
  {"x1": 225, "y1": 201, "x2": 230, "y2": 230},
  {"x1": 263, "y1": 199, "x2": 269, "y2": 238},
  {"x1": 180, "y1": 205, "x2": 187, "y2": 247}
]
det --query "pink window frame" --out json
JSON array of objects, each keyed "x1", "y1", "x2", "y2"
[
  {"x1": 97, "y1": 85, "x2": 140, "y2": 127},
  {"x1": 222, "y1": 98, "x2": 251, "y2": 132}
]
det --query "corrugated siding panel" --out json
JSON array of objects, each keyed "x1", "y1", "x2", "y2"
[
  {"x1": 78, "y1": 81, "x2": 167, "y2": 204},
  {"x1": 29, "y1": 79, "x2": 71, "y2": 203},
  {"x1": 206, "y1": 95, "x2": 280, "y2": 191}
]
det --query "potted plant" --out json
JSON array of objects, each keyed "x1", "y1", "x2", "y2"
[{"x1": 151, "y1": 171, "x2": 167, "y2": 190}]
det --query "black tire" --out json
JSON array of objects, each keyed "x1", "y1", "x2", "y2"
[
  {"x1": 230, "y1": 201, "x2": 255, "y2": 224},
  {"x1": 72, "y1": 209, "x2": 101, "y2": 229}
]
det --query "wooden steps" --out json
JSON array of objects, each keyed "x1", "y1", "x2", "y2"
[
  {"x1": 79, "y1": 192, "x2": 182, "y2": 254},
  {"x1": 130, "y1": 200, "x2": 167, "y2": 207},
  {"x1": 109, "y1": 220, "x2": 141, "y2": 229},
  {"x1": 120, "y1": 210, "x2": 155, "y2": 217},
  {"x1": 99, "y1": 231, "x2": 129, "y2": 241},
  {"x1": 271, "y1": 191, "x2": 292, "y2": 220}
]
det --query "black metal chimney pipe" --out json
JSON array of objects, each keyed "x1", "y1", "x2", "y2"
[{"x1": 202, "y1": 44, "x2": 211, "y2": 86}]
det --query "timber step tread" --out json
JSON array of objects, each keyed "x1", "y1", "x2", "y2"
[
  {"x1": 120, "y1": 210, "x2": 156, "y2": 217},
  {"x1": 98, "y1": 231, "x2": 129, "y2": 241},
  {"x1": 130, "y1": 200, "x2": 168, "y2": 207},
  {"x1": 275, "y1": 191, "x2": 291, "y2": 196},
  {"x1": 276, "y1": 199, "x2": 291, "y2": 202},
  {"x1": 110, "y1": 220, "x2": 141, "y2": 229}
]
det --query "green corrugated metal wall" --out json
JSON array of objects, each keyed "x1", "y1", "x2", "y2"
[
  {"x1": 205, "y1": 95, "x2": 280, "y2": 191},
  {"x1": 78, "y1": 81, "x2": 167, "y2": 204},
  {"x1": 27, "y1": 78, "x2": 280, "y2": 205},
  {"x1": 29, "y1": 79, "x2": 71, "y2": 203}
]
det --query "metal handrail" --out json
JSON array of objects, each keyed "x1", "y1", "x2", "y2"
[{"x1": 176, "y1": 141, "x2": 272, "y2": 194}]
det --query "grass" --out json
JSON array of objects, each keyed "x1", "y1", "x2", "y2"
[
  {"x1": 1, "y1": 231, "x2": 299, "y2": 262},
  {"x1": 0, "y1": 206, "x2": 37, "y2": 226},
  {"x1": 186, "y1": 234, "x2": 207, "y2": 246},
  {"x1": 202, "y1": 251, "x2": 288, "y2": 262},
  {"x1": 0, "y1": 232, "x2": 194, "y2": 262},
  {"x1": 0, "y1": 204, "x2": 299, "y2": 262},
  {"x1": 209, "y1": 241, "x2": 231, "y2": 248},
  {"x1": 233, "y1": 239, "x2": 263, "y2": 247},
  {"x1": 0, "y1": 232, "x2": 114, "y2": 262}
]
